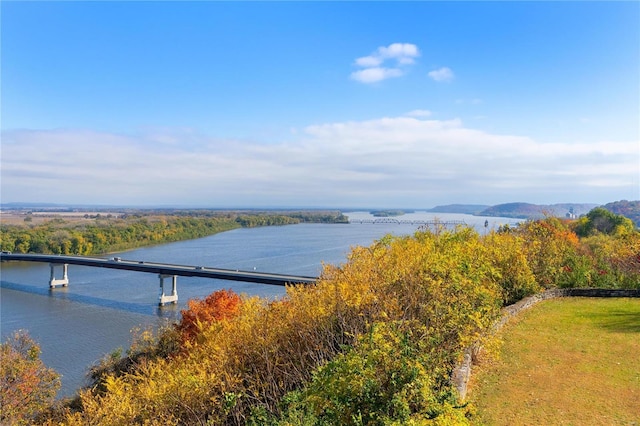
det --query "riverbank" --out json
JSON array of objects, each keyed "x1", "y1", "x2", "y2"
[{"x1": 0, "y1": 210, "x2": 348, "y2": 255}]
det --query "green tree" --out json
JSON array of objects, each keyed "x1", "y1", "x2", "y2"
[
  {"x1": 14, "y1": 234, "x2": 31, "y2": 253},
  {"x1": 574, "y1": 207, "x2": 636, "y2": 237}
]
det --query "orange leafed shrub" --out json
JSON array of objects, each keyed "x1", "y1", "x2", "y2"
[{"x1": 176, "y1": 289, "x2": 242, "y2": 344}]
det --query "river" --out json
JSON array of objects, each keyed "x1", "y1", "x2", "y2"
[{"x1": 0, "y1": 211, "x2": 519, "y2": 397}]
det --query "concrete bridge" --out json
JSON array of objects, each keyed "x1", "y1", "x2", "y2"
[{"x1": 0, "y1": 253, "x2": 317, "y2": 306}]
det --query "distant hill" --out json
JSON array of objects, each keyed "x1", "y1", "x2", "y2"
[
  {"x1": 478, "y1": 202, "x2": 598, "y2": 219},
  {"x1": 603, "y1": 200, "x2": 640, "y2": 227},
  {"x1": 479, "y1": 202, "x2": 544, "y2": 219},
  {"x1": 426, "y1": 202, "x2": 602, "y2": 219},
  {"x1": 426, "y1": 204, "x2": 490, "y2": 215}
]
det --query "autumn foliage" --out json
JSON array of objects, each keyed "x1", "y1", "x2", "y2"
[
  {"x1": 38, "y1": 228, "x2": 504, "y2": 424},
  {"x1": 16, "y1": 213, "x2": 640, "y2": 425},
  {"x1": 0, "y1": 331, "x2": 60, "y2": 425},
  {"x1": 516, "y1": 217, "x2": 581, "y2": 288},
  {"x1": 176, "y1": 289, "x2": 243, "y2": 345}
]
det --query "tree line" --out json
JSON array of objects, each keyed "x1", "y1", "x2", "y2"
[{"x1": 0, "y1": 211, "x2": 349, "y2": 256}]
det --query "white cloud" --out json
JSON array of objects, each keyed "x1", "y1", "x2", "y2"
[
  {"x1": 355, "y1": 56, "x2": 383, "y2": 68},
  {"x1": 350, "y1": 67, "x2": 404, "y2": 84},
  {"x1": 1, "y1": 118, "x2": 637, "y2": 207},
  {"x1": 428, "y1": 67, "x2": 454, "y2": 82},
  {"x1": 355, "y1": 43, "x2": 420, "y2": 67},
  {"x1": 352, "y1": 43, "x2": 419, "y2": 84},
  {"x1": 377, "y1": 43, "x2": 420, "y2": 63}
]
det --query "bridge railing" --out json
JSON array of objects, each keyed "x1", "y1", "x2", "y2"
[{"x1": 0, "y1": 253, "x2": 317, "y2": 306}]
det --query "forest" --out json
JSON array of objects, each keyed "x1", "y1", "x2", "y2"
[
  {"x1": 0, "y1": 211, "x2": 349, "y2": 255},
  {"x1": 1, "y1": 208, "x2": 639, "y2": 425}
]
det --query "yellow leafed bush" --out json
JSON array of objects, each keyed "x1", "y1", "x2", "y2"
[{"x1": 40, "y1": 227, "x2": 526, "y2": 425}]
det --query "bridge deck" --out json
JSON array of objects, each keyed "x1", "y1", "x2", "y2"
[{"x1": 0, "y1": 253, "x2": 317, "y2": 286}]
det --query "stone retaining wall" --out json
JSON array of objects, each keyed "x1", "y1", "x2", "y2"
[{"x1": 451, "y1": 288, "x2": 640, "y2": 400}]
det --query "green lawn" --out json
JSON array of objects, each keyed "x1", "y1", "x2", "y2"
[{"x1": 469, "y1": 297, "x2": 640, "y2": 425}]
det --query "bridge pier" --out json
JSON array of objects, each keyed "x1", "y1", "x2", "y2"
[
  {"x1": 158, "y1": 274, "x2": 178, "y2": 306},
  {"x1": 49, "y1": 264, "x2": 69, "y2": 288}
]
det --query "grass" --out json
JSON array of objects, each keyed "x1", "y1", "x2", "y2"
[{"x1": 469, "y1": 297, "x2": 640, "y2": 425}]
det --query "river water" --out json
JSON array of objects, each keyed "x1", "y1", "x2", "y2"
[{"x1": 0, "y1": 212, "x2": 519, "y2": 397}]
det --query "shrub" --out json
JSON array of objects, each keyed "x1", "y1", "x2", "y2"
[
  {"x1": 483, "y1": 232, "x2": 539, "y2": 305},
  {"x1": 0, "y1": 331, "x2": 60, "y2": 425},
  {"x1": 176, "y1": 289, "x2": 243, "y2": 346},
  {"x1": 274, "y1": 321, "x2": 473, "y2": 425},
  {"x1": 516, "y1": 217, "x2": 581, "y2": 288},
  {"x1": 376, "y1": 228, "x2": 502, "y2": 352},
  {"x1": 87, "y1": 322, "x2": 182, "y2": 396},
  {"x1": 579, "y1": 233, "x2": 640, "y2": 288}
]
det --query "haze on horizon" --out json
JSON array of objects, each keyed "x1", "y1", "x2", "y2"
[{"x1": 1, "y1": 2, "x2": 638, "y2": 209}]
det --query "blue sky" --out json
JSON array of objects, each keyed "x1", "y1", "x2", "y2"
[{"x1": 2, "y1": 1, "x2": 638, "y2": 208}]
